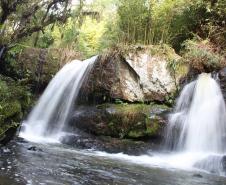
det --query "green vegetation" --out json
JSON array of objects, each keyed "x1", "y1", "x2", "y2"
[
  {"x1": 0, "y1": 75, "x2": 32, "y2": 135},
  {"x1": 182, "y1": 39, "x2": 225, "y2": 72},
  {"x1": 102, "y1": 103, "x2": 169, "y2": 139},
  {"x1": 2, "y1": 0, "x2": 225, "y2": 57}
]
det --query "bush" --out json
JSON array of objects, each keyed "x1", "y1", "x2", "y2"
[
  {"x1": 182, "y1": 39, "x2": 226, "y2": 72},
  {"x1": 151, "y1": 0, "x2": 209, "y2": 51},
  {"x1": 0, "y1": 75, "x2": 33, "y2": 134}
]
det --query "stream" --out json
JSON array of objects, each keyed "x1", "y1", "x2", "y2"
[{"x1": 0, "y1": 138, "x2": 226, "y2": 185}]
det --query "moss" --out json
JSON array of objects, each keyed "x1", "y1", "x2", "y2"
[
  {"x1": 0, "y1": 101, "x2": 22, "y2": 120},
  {"x1": 127, "y1": 115, "x2": 161, "y2": 138},
  {"x1": 127, "y1": 130, "x2": 145, "y2": 138},
  {"x1": 101, "y1": 103, "x2": 169, "y2": 139},
  {"x1": 0, "y1": 75, "x2": 33, "y2": 138},
  {"x1": 145, "y1": 116, "x2": 160, "y2": 136}
]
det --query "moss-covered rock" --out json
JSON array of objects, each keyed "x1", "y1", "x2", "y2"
[
  {"x1": 0, "y1": 75, "x2": 32, "y2": 144},
  {"x1": 69, "y1": 103, "x2": 170, "y2": 140}
]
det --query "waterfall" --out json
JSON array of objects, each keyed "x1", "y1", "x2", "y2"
[
  {"x1": 20, "y1": 56, "x2": 97, "y2": 143},
  {"x1": 165, "y1": 73, "x2": 226, "y2": 153}
]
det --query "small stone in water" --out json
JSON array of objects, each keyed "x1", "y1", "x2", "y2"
[
  {"x1": 3, "y1": 148, "x2": 11, "y2": 153},
  {"x1": 193, "y1": 174, "x2": 203, "y2": 178}
]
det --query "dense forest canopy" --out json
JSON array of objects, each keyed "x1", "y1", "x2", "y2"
[
  {"x1": 0, "y1": 0, "x2": 71, "y2": 52},
  {"x1": 0, "y1": 0, "x2": 225, "y2": 74}
]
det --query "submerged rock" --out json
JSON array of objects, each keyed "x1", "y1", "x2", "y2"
[
  {"x1": 60, "y1": 130, "x2": 155, "y2": 155},
  {"x1": 27, "y1": 146, "x2": 43, "y2": 152},
  {"x1": 194, "y1": 155, "x2": 225, "y2": 174},
  {"x1": 192, "y1": 174, "x2": 203, "y2": 178},
  {"x1": 69, "y1": 104, "x2": 170, "y2": 140}
]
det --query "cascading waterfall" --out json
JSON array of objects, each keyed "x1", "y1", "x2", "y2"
[
  {"x1": 19, "y1": 61, "x2": 226, "y2": 175},
  {"x1": 165, "y1": 73, "x2": 226, "y2": 153},
  {"x1": 160, "y1": 73, "x2": 226, "y2": 174},
  {"x1": 20, "y1": 56, "x2": 97, "y2": 142}
]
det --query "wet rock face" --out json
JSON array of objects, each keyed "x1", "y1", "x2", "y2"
[
  {"x1": 219, "y1": 67, "x2": 226, "y2": 100},
  {"x1": 60, "y1": 131, "x2": 153, "y2": 155},
  {"x1": 79, "y1": 47, "x2": 186, "y2": 103},
  {"x1": 68, "y1": 104, "x2": 170, "y2": 140},
  {"x1": 0, "y1": 124, "x2": 19, "y2": 145}
]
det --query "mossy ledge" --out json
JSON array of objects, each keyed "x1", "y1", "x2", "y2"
[{"x1": 69, "y1": 103, "x2": 170, "y2": 140}]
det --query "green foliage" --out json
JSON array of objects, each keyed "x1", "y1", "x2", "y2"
[
  {"x1": 0, "y1": 0, "x2": 71, "y2": 47},
  {"x1": 151, "y1": 0, "x2": 226, "y2": 50},
  {"x1": 77, "y1": 17, "x2": 106, "y2": 57},
  {"x1": 117, "y1": 0, "x2": 151, "y2": 44},
  {"x1": 0, "y1": 45, "x2": 25, "y2": 78},
  {"x1": 98, "y1": 16, "x2": 121, "y2": 50},
  {"x1": 151, "y1": 0, "x2": 205, "y2": 49},
  {"x1": 35, "y1": 32, "x2": 55, "y2": 49},
  {"x1": 182, "y1": 39, "x2": 225, "y2": 71},
  {"x1": 0, "y1": 75, "x2": 33, "y2": 135}
]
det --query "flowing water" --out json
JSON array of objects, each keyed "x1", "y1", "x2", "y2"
[
  {"x1": 20, "y1": 56, "x2": 97, "y2": 143},
  {"x1": 165, "y1": 73, "x2": 226, "y2": 153},
  {"x1": 0, "y1": 139, "x2": 226, "y2": 185},
  {"x1": 2, "y1": 62, "x2": 226, "y2": 184}
]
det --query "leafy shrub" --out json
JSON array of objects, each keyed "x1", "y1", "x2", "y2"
[
  {"x1": 0, "y1": 75, "x2": 33, "y2": 134},
  {"x1": 117, "y1": 0, "x2": 151, "y2": 44},
  {"x1": 182, "y1": 39, "x2": 226, "y2": 72},
  {"x1": 151, "y1": 0, "x2": 209, "y2": 50}
]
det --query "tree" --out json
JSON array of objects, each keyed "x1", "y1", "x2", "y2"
[
  {"x1": 117, "y1": 0, "x2": 151, "y2": 44},
  {"x1": 0, "y1": 0, "x2": 72, "y2": 59}
]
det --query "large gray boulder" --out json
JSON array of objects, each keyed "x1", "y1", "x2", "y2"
[{"x1": 79, "y1": 46, "x2": 188, "y2": 103}]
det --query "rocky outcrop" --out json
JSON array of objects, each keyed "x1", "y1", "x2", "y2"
[
  {"x1": 79, "y1": 45, "x2": 188, "y2": 103},
  {"x1": 68, "y1": 104, "x2": 170, "y2": 140}
]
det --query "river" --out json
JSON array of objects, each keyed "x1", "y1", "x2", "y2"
[{"x1": 0, "y1": 138, "x2": 226, "y2": 185}]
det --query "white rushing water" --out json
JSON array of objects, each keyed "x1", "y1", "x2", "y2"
[
  {"x1": 166, "y1": 73, "x2": 226, "y2": 153},
  {"x1": 20, "y1": 56, "x2": 97, "y2": 143}
]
